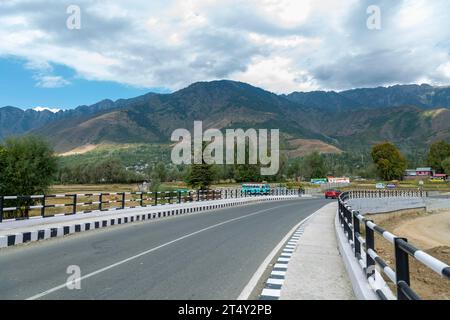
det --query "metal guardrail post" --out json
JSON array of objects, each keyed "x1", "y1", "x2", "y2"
[
  {"x1": 344, "y1": 206, "x2": 352, "y2": 242},
  {"x1": 178, "y1": 191, "x2": 181, "y2": 204},
  {"x1": 140, "y1": 192, "x2": 144, "y2": 207},
  {"x1": 41, "y1": 195, "x2": 46, "y2": 218},
  {"x1": 154, "y1": 191, "x2": 158, "y2": 206},
  {"x1": 197, "y1": 189, "x2": 200, "y2": 202},
  {"x1": 0, "y1": 195, "x2": 3, "y2": 222},
  {"x1": 338, "y1": 202, "x2": 342, "y2": 225},
  {"x1": 395, "y1": 238, "x2": 411, "y2": 300},
  {"x1": 121, "y1": 192, "x2": 126, "y2": 209},
  {"x1": 72, "y1": 194, "x2": 77, "y2": 215},
  {"x1": 353, "y1": 210, "x2": 361, "y2": 259},
  {"x1": 99, "y1": 193, "x2": 103, "y2": 211},
  {"x1": 365, "y1": 220, "x2": 376, "y2": 279}
]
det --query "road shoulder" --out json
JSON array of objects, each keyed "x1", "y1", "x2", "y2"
[{"x1": 279, "y1": 202, "x2": 355, "y2": 300}]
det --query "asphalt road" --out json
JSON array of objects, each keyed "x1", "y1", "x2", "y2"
[{"x1": 0, "y1": 198, "x2": 330, "y2": 300}]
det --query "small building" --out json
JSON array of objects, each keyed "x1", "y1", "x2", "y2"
[
  {"x1": 416, "y1": 167, "x2": 434, "y2": 177},
  {"x1": 404, "y1": 167, "x2": 435, "y2": 180},
  {"x1": 405, "y1": 169, "x2": 417, "y2": 176},
  {"x1": 431, "y1": 173, "x2": 448, "y2": 182},
  {"x1": 310, "y1": 178, "x2": 328, "y2": 184},
  {"x1": 327, "y1": 176, "x2": 350, "y2": 184}
]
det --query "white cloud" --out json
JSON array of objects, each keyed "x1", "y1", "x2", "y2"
[
  {"x1": 24, "y1": 58, "x2": 71, "y2": 88},
  {"x1": 437, "y1": 62, "x2": 450, "y2": 80},
  {"x1": 34, "y1": 75, "x2": 70, "y2": 88},
  {"x1": 0, "y1": 0, "x2": 449, "y2": 93},
  {"x1": 232, "y1": 56, "x2": 319, "y2": 93}
]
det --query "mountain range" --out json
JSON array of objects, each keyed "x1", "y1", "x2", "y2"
[{"x1": 1, "y1": 80, "x2": 450, "y2": 157}]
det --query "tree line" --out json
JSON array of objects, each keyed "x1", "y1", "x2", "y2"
[
  {"x1": 2, "y1": 135, "x2": 450, "y2": 197},
  {"x1": 369, "y1": 140, "x2": 450, "y2": 181}
]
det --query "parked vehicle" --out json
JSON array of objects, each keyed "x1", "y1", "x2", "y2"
[
  {"x1": 324, "y1": 189, "x2": 341, "y2": 199},
  {"x1": 241, "y1": 183, "x2": 271, "y2": 195}
]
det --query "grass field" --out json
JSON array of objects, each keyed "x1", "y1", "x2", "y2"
[
  {"x1": 58, "y1": 143, "x2": 172, "y2": 168},
  {"x1": 50, "y1": 181, "x2": 192, "y2": 194},
  {"x1": 47, "y1": 179, "x2": 450, "y2": 195}
]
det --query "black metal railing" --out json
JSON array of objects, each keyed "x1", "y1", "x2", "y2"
[
  {"x1": 0, "y1": 187, "x2": 302, "y2": 222},
  {"x1": 338, "y1": 191, "x2": 450, "y2": 300},
  {"x1": 347, "y1": 189, "x2": 428, "y2": 199}
]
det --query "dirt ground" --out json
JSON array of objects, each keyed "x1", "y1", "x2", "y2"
[{"x1": 368, "y1": 209, "x2": 450, "y2": 300}]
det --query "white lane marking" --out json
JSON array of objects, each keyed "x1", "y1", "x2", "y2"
[{"x1": 26, "y1": 201, "x2": 299, "y2": 300}]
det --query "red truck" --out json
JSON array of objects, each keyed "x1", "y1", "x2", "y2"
[{"x1": 324, "y1": 189, "x2": 341, "y2": 199}]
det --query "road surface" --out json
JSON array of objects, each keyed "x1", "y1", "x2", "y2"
[{"x1": 0, "y1": 198, "x2": 330, "y2": 300}]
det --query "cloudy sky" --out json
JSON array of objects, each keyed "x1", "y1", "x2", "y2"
[{"x1": 1, "y1": 0, "x2": 450, "y2": 109}]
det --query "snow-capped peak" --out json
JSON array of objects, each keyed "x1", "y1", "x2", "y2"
[{"x1": 32, "y1": 106, "x2": 61, "y2": 113}]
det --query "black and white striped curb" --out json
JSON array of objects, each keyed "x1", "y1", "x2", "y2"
[
  {"x1": 259, "y1": 224, "x2": 307, "y2": 300},
  {"x1": 0, "y1": 196, "x2": 298, "y2": 249}
]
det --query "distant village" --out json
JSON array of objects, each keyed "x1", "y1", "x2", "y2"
[
  {"x1": 309, "y1": 168, "x2": 449, "y2": 186},
  {"x1": 404, "y1": 167, "x2": 448, "y2": 181}
]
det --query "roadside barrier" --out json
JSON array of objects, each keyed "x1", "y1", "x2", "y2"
[
  {"x1": 338, "y1": 191, "x2": 449, "y2": 300},
  {"x1": 348, "y1": 189, "x2": 427, "y2": 199},
  {"x1": 0, "y1": 188, "x2": 301, "y2": 223}
]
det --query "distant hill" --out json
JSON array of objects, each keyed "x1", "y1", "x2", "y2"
[
  {"x1": 26, "y1": 80, "x2": 330, "y2": 152},
  {"x1": 0, "y1": 99, "x2": 118, "y2": 139},
  {"x1": 285, "y1": 84, "x2": 450, "y2": 111},
  {"x1": 1, "y1": 80, "x2": 450, "y2": 156}
]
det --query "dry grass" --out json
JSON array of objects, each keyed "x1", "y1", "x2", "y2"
[
  {"x1": 286, "y1": 138, "x2": 343, "y2": 157},
  {"x1": 368, "y1": 209, "x2": 450, "y2": 299}
]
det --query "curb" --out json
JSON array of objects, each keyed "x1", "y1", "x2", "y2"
[
  {"x1": 255, "y1": 207, "x2": 323, "y2": 300},
  {"x1": 334, "y1": 211, "x2": 379, "y2": 300},
  {"x1": 258, "y1": 224, "x2": 307, "y2": 300},
  {"x1": 0, "y1": 196, "x2": 298, "y2": 249}
]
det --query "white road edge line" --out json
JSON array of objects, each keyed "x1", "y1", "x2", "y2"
[
  {"x1": 26, "y1": 201, "x2": 299, "y2": 300},
  {"x1": 237, "y1": 203, "x2": 325, "y2": 300}
]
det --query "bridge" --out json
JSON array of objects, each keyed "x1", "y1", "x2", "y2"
[{"x1": 0, "y1": 188, "x2": 448, "y2": 300}]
